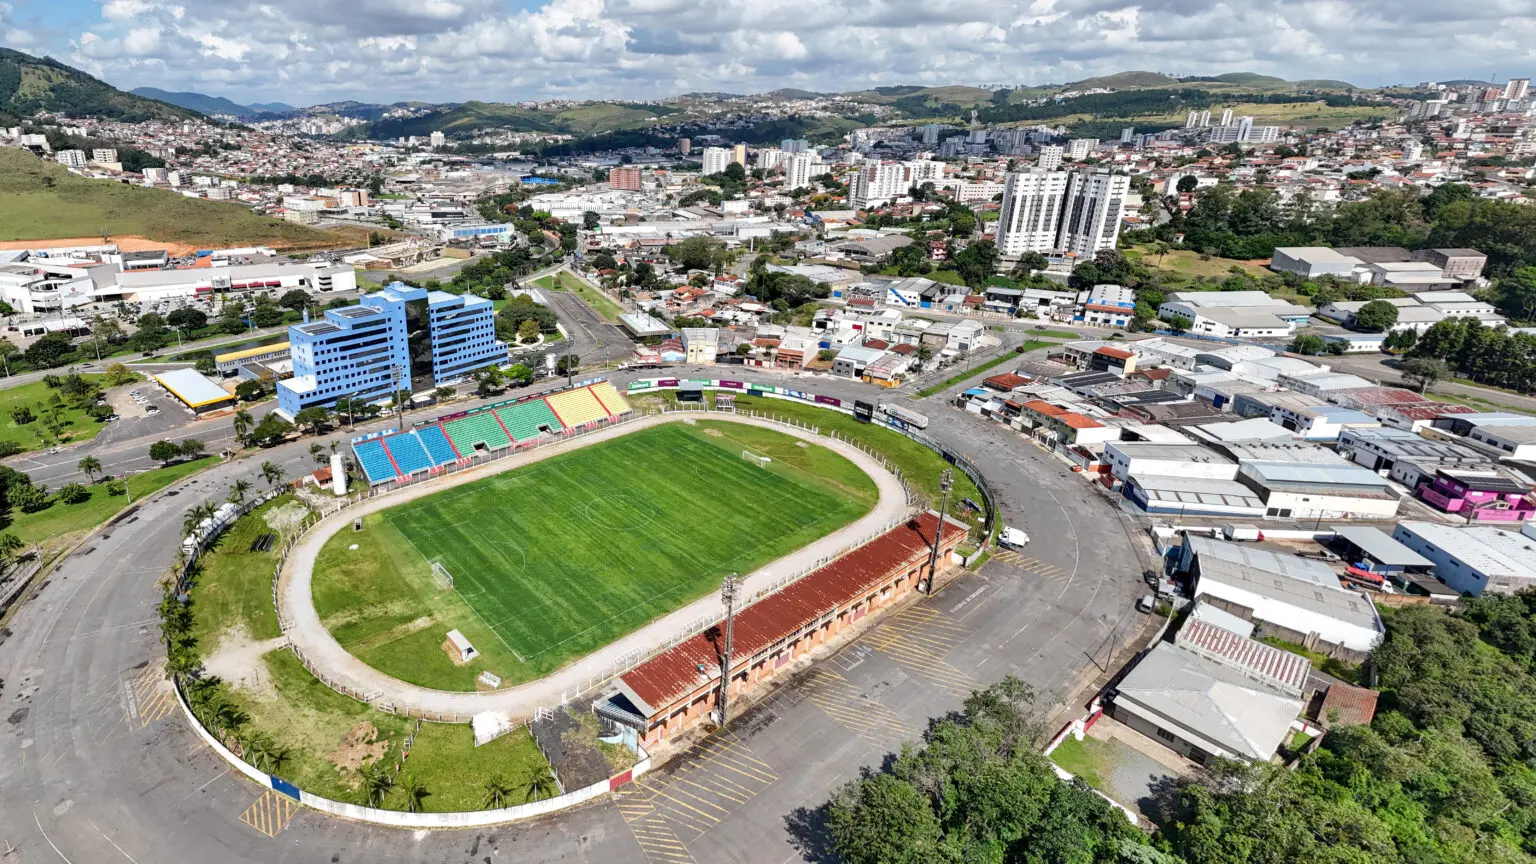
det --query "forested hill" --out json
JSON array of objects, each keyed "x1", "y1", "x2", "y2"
[{"x1": 0, "y1": 47, "x2": 199, "y2": 125}]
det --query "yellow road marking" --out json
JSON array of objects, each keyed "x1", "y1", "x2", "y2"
[{"x1": 239, "y1": 790, "x2": 299, "y2": 838}]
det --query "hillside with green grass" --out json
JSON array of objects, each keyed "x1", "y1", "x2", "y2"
[
  {"x1": 0, "y1": 47, "x2": 198, "y2": 124},
  {"x1": 356, "y1": 99, "x2": 682, "y2": 141},
  {"x1": 0, "y1": 148, "x2": 341, "y2": 248}
]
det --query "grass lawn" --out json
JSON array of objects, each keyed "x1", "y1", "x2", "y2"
[
  {"x1": 914, "y1": 340, "x2": 1056, "y2": 398},
  {"x1": 710, "y1": 393, "x2": 984, "y2": 517},
  {"x1": 392, "y1": 722, "x2": 550, "y2": 812},
  {"x1": 187, "y1": 495, "x2": 307, "y2": 656},
  {"x1": 0, "y1": 375, "x2": 119, "y2": 453},
  {"x1": 1123, "y1": 245, "x2": 1271, "y2": 282},
  {"x1": 312, "y1": 421, "x2": 876, "y2": 690},
  {"x1": 531, "y1": 275, "x2": 556, "y2": 290},
  {"x1": 1432, "y1": 390, "x2": 1534, "y2": 414},
  {"x1": 1023, "y1": 328, "x2": 1080, "y2": 340},
  {"x1": 558, "y1": 272, "x2": 623, "y2": 322},
  {"x1": 1049, "y1": 735, "x2": 1113, "y2": 790},
  {"x1": 6, "y1": 456, "x2": 216, "y2": 550}
]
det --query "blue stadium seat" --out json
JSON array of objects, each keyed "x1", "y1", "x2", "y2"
[
  {"x1": 353, "y1": 440, "x2": 398, "y2": 484},
  {"x1": 417, "y1": 425, "x2": 458, "y2": 465},
  {"x1": 384, "y1": 433, "x2": 433, "y2": 477}
]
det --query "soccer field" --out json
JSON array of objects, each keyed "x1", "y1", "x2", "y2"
[{"x1": 312, "y1": 421, "x2": 878, "y2": 690}]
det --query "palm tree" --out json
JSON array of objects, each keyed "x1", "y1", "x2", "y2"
[
  {"x1": 260, "y1": 461, "x2": 285, "y2": 489},
  {"x1": 228, "y1": 478, "x2": 251, "y2": 505},
  {"x1": 399, "y1": 775, "x2": 429, "y2": 813},
  {"x1": 232, "y1": 409, "x2": 254, "y2": 445},
  {"x1": 77, "y1": 455, "x2": 102, "y2": 483},
  {"x1": 182, "y1": 502, "x2": 215, "y2": 537},
  {"x1": 309, "y1": 442, "x2": 326, "y2": 464},
  {"x1": 242, "y1": 732, "x2": 289, "y2": 774},
  {"x1": 0, "y1": 532, "x2": 23, "y2": 563},
  {"x1": 359, "y1": 764, "x2": 394, "y2": 808},
  {"x1": 522, "y1": 764, "x2": 559, "y2": 802},
  {"x1": 482, "y1": 773, "x2": 514, "y2": 809}
]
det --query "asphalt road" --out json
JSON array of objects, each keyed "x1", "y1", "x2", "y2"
[{"x1": 0, "y1": 350, "x2": 1149, "y2": 862}]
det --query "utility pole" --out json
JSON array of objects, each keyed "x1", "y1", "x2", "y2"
[
  {"x1": 716, "y1": 572, "x2": 741, "y2": 730},
  {"x1": 924, "y1": 468, "x2": 954, "y2": 595},
  {"x1": 390, "y1": 365, "x2": 404, "y2": 427}
]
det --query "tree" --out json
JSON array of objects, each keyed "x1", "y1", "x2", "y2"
[
  {"x1": 1176, "y1": 174, "x2": 1200, "y2": 193},
  {"x1": 0, "y1": 338, "x2": 18, "y2": 375},
  {"x1": 180, "y1": 439, "x2": 205, "y2": 459},
  {"x1": 292, "y1": 406, "x2": 331, "y2": 436},
  {"x1": 475, "y1": 366, "x2": 505, "y2": 397},
  {"x1": 522, "y1": 765, "x2": 559, "y2": 802},
  {"x1": 9, "y1": 405, "x2": 32, "y2": 425},
  {"x1": 77, "y1": 455, "x2": 102, "y2": 483},
  {"x1": 0, "y1": 533, "x2": 24, "y2": 563},
  {"x1": 1352, "y1": 299, "x2": 1399, "y2": 332},
  {"x1": 1162, "y1": 313, "x2": 1193, "y2": 334},
  {"x1": 166, "y1": 307, "x2": 207, "y2": 333},
  {"x1": 359, "y1": 764, "x2": 394, "y2": 808},
  {"x1": 24, "y1": 332, "x2": 74, "y2": 369},
  {"x1": 228, "y1": 478, "x2": 251, "y2": 504},
  {"x1": 7, "y1": 482, "x2": 47, "y2": 513},
  {"x1": 1491, "y1": 266, "x2": 1536, "y2": 322},
  {"x1": 433, "y1": 386, "x2": 455, "y2": 402},
  {"x1": 483, "y1": 774, "x2": 514, "y2": 809},
  {"x1": 399, "y1": 776, "x2": 429, "y2": 813},
  {"x1": 1402, "y1": 356, "x2": 1450, "y2": 393},
  {"x1": 55, "y1": 482, "x2": 89, "y2": 504},
  {"x1": 260, "y1": 461, "x2": 285, "y2": 489},
  {"x1": 249, "y1": 413, "x2": 294, "y2": 446},
  {"x1": 232, "y1": 409, "x2": 254, "y2": 444},
  {"x1": 950, "y1": 240, "x2": 999, "y2": 287},
  {"x1": 1289, "y1": 333, "x2": 1328, "y2": 355},
  {"x1": 667, "y1": 236, "x2": 728, "y2": 273},
  {"x1": 278, "y1": 290, "x2": 313, "y2": 312},
  {"x1": 505, "y1": 363, "x2": 534, "y2": 387},
  {"x1": 235, "y1": 379, "x2": 266, "y2": 402},
  {"x1": 309, "y1": 442, "x2": 326, "y2": 464},
  {"x1": 149, "y1": 440, "x2": 182, "y2": 465},
  {"x1": 104, "y1": 362, "x2": 135, "y2": 387},
  {"x1": 582, "y1": 210, "x2": 600, "y2": 230},
  {"x1": 517, "y1": 319, "x2": 540, "y2": 343},
  {"x1": 194, "y1": 356, "x2": 218, "y2": 375},
  {"x1": 827, "y1": 773, "x2": 943, "y2": 864}
]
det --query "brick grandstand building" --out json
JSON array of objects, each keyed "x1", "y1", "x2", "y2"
[{"x1": 607, "y1": 512, "x2": 968, "y2": 748}]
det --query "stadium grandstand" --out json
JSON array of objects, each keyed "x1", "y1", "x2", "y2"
[{"x1": 351, "y1": 380, "x2": 633, "y2": 486}]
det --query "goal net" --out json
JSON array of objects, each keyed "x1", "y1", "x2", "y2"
[
  {"x1": 741, "y1": 450, "x2": 771, "y2": 467},
  {"x1": 431, "y1": 560, "x2": 454, "y2": 590}
]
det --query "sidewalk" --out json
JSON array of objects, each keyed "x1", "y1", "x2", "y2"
[{"x1": 276, "y1": 411, "x2": 910, "y2": 720}]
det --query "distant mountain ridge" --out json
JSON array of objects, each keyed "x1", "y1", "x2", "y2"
[{"x1": 130, "y1": 87, "x2": 263, "y2": 116}]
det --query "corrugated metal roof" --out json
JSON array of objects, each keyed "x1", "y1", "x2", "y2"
[
  {"x1": 1176, "y1": 618, "x2": 1310, "y2": 695},
  {"x1": 619, "y1": 513, "x2": 966, "y2": 717}
]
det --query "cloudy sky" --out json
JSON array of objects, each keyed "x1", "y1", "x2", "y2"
[{"x1": 3, "y1": 0, "x2": 1535, "y2": 105}]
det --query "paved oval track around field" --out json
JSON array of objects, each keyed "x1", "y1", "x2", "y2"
[{"x1": 277, "y1": 412, "x2": 912, "y2": 719}]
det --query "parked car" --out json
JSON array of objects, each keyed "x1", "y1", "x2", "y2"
[{"x1": 1137, "y1": 595, "x2": 1156, "y2": 614}]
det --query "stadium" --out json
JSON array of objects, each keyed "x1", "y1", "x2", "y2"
[{"x1": 292, "y1": 378, "x2": 920, "y2": 704}]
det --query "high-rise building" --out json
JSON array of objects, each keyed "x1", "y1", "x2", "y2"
[
  {"x1": 677, "y1": 137, "x2": 692, "y2": 155},
  {"x1": 1185, "y1": 111, "x2": 1200, "y2": 128},
  {"x1": 609, "y1": 166, "x2": 643, "y2": 191},
  {"x1": 1198, "y1": 110, "x2": 1212, "y2": 127},
  {"x1": 785, "y1": 152, "x2": 817, "y2": 190},
  {"x1": 54, "y1": 149, "x2": 86, "y2": 168},
  {"x1": 90, "y1": 148, "x2": 118, "y2": 164},
  {"x1": 1120, "y1": 127, "x2": 1135, "y2": 143},
  {"x1": 1506, "y1": 78, "x2": 1531, "y2": 100},
  {"x1": 781, "y1": 138, "x2": 810, "y2": 153},
  {"x1": 755, "y1": 147, "x2": 782, "y2": 170},
  {"x1": 1219, "y1": 108, "x2": 1235, "y2": 127},
  {"x1": 847, "y1": 162, "x2": 910, "y2": 209},
  {"x1": 429, "y1": 130, "x2": 446, "y2": 148},
  {"x1": 701, "y1": 146, "x2": 731, "y2": 176},
  {"x1": 995, "y1": 169, "x2": 1070, "y2": 256},
  {"x1": 1036, "y1": 145, "x2": 1063, "y2": 171},
  {"x1": 919, "y1": 124, "x2": 943, "y2": 145},
  {"x1": 1057, "y1": 170, "x2": 1130, "y2": 258},
  {"x1": 732, "y1": 144, "x2": 747, "y2": 166},
  {"x1": 904, "y1": 159, "x2": 944, "y2": 185},
  {"x1": 1066, "y1": 138, "x2": 1098, "y2": 160},
  {"x1": 276, "y1": 284, "x2": 505, "y2": 418}
]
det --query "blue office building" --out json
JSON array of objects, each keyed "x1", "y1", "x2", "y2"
[{"x1": 276, "y1": 283, "x2": 505, "y2": 418}]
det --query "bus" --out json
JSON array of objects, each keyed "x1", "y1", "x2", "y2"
[{"x1": 878, "y1": 403, "x2": 929, "y2": 430}]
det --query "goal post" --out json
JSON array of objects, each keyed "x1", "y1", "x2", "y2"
[
  {"x1": 431, "y1": 560, "x2": 454, "y2": 590},
  {"x1": 741, "y1": 450, "x2": 771, "y2": 467}
]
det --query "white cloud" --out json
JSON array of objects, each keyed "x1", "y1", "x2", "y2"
[{"x1": 41, "y1": 0, "x2": 1536, "y2": 105}]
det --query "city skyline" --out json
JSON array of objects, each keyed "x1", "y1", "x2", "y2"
[{"x1": 0, "y1": 0, "x2": 1533, "y2": 105}]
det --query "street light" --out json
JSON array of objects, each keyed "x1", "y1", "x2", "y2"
[
  {"x1": 716, "y1": 572, "x2": 741, "y2": 730},
  {"x1": 924, "y1": 468, "x2": 954, "y2": 595}
]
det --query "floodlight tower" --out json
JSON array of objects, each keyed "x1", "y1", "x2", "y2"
[
  {"x1": 716, "y1": 572, "x2": 742, "y2": 729},
  {"x1": 924, "y1": 468, "x2": 954, "y2": 595}
]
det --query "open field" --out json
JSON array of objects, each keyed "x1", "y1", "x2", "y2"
[
  {"x1": 187, "y1": 495, "x2": 303, "y2": 656},
  {"x1": 914, "y1": 340, "x2": 1057, "y2": 398},
  {"x1": 1123, "y1": 245, "x2": 1271, "y2": 281},
  {"x1": 5, "y1": 455, "x2": 216, "y2": 549},
  {"x1": 0, "y1": 148, "x2": 347, "y2": 250},
  {"x1": 312, "y1": 421, "x2": 876, "y2": 690},
  {"x1": 559, "y1": 272, "x2": 623, "y2": 322},
  {"x1": 0, "y1": 374, "x2": 115, "y2": 453}
]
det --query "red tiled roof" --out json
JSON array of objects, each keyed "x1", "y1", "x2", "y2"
[
  {"x1": 1135, "y1": 368, "x2": 1172, "y2": 381},
  {"x1": 1084, "y1": 303, "x2": 1132, "y2": 313},
  {"x1": 1059, "y1": 413, "x2": 1103, "y2": 430},
  {"x1": 1388, "y1": 403, "x2": 1478, "y2": 421},
  {"x1": 1019, "y1": 400, "x2": 1066, "y2": 417},
  {"x1": 984, "y1": 373, "x2": 1030, "y2": 391},
  {"x1": 1319, "y1": 682, "x2": 1379, "y2": 727},
  {"x1": 1094, "y1": 347, "x2": 1134, "y2": 360},
  {"x1": 890, "y1": 343, "x2": 916, "y2": 355},
  {"x1": 1334, "y1": 387, "x2": 1427, "y2": 407},
  {"x1": 863, "y1": 338, "x2": 890, "y2": 350},
  {"x1": 619, "y1": 513, "x2": 966, "y2": 716}
]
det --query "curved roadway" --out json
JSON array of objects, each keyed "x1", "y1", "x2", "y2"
[
  {"x1": 279, "y1": 412, "x2": 910, "y2": 718},
  {"x1": 0, "y1": 363, "x2": 1147, "y2": 863}
]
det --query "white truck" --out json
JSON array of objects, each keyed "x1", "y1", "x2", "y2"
[{"x1": 998, "y1": 526, "x2": 1030, "y2": 550}]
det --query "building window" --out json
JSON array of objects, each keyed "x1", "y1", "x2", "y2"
[{"x1": 1155, "y1": 727, "x2": 1177, "y2": 743}]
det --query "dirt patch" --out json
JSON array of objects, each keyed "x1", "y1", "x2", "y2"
[
  {"x1": 319, "y1": 599, "x2": 419, "y2": 631},
  {"x1": 325, "y1": 721, "x2": 389, "y2": 774},
  {"x1": 0, "y1": 235, "x2": 200, "y2": 255},
  {"x1": 703, "y1": 428, "x2": 724, "y2": 437},
  {"x1": 202, "y1": 622, "x2": 286, "y2": 700},
  {"x1": 264, "y1": 501, "x2": 310, "y2": 536}
]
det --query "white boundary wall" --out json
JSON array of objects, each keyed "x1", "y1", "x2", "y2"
[{"x1": 174, "y1": 679, "x2": 652, "y2": 828}]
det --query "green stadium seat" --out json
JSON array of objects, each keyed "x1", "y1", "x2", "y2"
[
  {"x1": 495, "y1": 400, "x2": 565, "y2": 441},
  {"x1": 444, "y1": 411, "x2": 511, "y2": 453}
]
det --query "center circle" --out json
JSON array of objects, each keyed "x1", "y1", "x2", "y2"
[{"x1": 581, "y1": 493, "x2": 663, "y2": 531}]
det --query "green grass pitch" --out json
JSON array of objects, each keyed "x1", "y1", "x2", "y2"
[{"x1": 313, "y1": 421, "x2": 877, "y2": 690}]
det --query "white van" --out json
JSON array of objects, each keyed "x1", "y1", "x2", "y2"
[{"x1": 998, "y1": 527, "x2": 1030, "y2": 551}]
